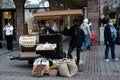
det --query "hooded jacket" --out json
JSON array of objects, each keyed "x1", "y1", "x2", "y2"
[{"x1": 64, "y1": 24, "x2": 85, "y2": 47}]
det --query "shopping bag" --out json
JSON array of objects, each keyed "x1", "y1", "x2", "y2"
[
  {"x1": 91, "y1": 32, "x2": 96, "y2": 45},
  {"x1": 91, "y1": 32, "x2": 96, "y2": 40}
]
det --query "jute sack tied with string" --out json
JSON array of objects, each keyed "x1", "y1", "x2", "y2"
[{"x1": 57, "y1": 58, "x2": 78, "y2": 77}]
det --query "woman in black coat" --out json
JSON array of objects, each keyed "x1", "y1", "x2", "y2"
[
  {"x1": 104, "y1": 19, "x2": 119, "y2": 61},
  {"x1": 64, "y1": 19, "x2": 85, "y2": 67}
]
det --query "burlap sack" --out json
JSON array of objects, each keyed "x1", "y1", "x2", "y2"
[
  {"x1": 48, "y1": 69, "x2": 58, "y2": 76},
  {"x1": 57, "y1": 58, "x2": 78, "y2": 77},
  {"x1": 67, "y1": 59, "x2": 78, "y2": 77},
  {"x1": 48, "y1": 65, "x2": 58, "y2": 76},
  {"x1": 57, "y1": 61, "x2": 71, "y2": 77}
]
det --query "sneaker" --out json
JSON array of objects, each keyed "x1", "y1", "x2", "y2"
[
  {"x1": 114, "y1": 58, "x2": 119, "y2": 61},
  {"x1": 105, "y1": 59, "x2": 110, "y2": 62}
]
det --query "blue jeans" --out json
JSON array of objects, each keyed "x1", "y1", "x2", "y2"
[
  {"x1": 105, "y1": 42, "x2": 115, "y2": 59},
  {"x1": 82, "y1": 34, "x2": 90, "y2": 50}
]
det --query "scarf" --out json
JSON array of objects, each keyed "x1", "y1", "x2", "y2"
[{"x1": 110, "y1": 25, "x2": 117, "y2": 41}]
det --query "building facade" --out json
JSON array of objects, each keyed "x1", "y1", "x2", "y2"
[{"x1": 0, "y1": 0, "x2": 100, "y2": 43}]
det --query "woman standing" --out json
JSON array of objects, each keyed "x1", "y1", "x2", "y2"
[
  {"x1": 104, "y1": 19, "x2": 119, "y2": 61},
  {"x1": 3, "y1": 22, "x2": 14, "y2": 51}
]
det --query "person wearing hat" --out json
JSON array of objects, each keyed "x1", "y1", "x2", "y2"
[{"x1": 80, "y1": 18, "x2": 91, "y2": 50}]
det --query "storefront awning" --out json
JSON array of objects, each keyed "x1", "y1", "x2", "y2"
[{"x1": 34, "y1": 9, "x2": 83, "y2": 20}]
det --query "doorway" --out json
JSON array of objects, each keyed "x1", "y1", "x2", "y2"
[{"x1": 0, "y1": 9, "x2": 16, "y2": 40}]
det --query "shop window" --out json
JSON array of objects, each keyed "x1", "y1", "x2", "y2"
[
  {"x1": 24, "y1": 0, "x2": 49, "y2": 8},
  {"x1": 24, "y1": 0, "x2": 50, "y2": 34},
  {"x1": 3, "y1": 12, "x2": 11, "y2": 19}
]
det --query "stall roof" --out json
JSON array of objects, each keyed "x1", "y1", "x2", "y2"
[{"x1": 34, "y1": 9, "x2": 83, "y2": 20}]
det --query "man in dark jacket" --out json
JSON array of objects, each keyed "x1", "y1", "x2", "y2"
[
  {"x1": 104, "y1": 19, "x2": 119, "y2": 62},
  {"x1": 64, "y1": 19, "x2": 85, "y2": 68}
]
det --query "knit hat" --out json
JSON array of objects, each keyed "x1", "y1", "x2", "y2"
[{"x1": 83, "y1": 18, "x2": 88, "y2": 23}]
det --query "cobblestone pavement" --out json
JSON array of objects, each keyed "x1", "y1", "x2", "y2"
[{"x1": 0, "y1": 40, "x2": 120, "y2": 80}]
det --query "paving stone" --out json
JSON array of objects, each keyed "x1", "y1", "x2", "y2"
[{"x1": 0, "y1": 40, "x2": 120, "y2": 79}]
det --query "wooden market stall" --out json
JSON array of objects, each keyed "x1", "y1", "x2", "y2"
[
  {"x1": 11, "y1": 9, "x2": 83, "y2": 64},
  {"x1": 34, "y1": 9, "x2": 83, "y2": 59}
]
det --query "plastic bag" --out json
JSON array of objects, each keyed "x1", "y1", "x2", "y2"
[
  {"x1": 32, "y1": 64, "x2": 46, "y2": 77},
  {"x1": 33, "y1": 58, "x2": 50, "y2": 73},
  {"x1": 52, "y1": 22, "x2": 59, "y2": 32}
]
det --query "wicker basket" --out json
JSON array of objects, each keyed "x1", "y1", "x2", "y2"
[{"x1": 48, "y1": 69, "x2": 58, "y2": 77}]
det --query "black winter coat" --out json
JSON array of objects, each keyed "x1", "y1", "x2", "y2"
[
  {"x1": 64, "y1": 25, "x2": 85, "y2": 47},
  {"x1": 104, "y1": 25, "x2": 116, "y2": 45}
]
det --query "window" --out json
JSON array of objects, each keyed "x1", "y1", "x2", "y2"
[
  {"x1": 24, "y1": 0, "x2": 50, "y2": 34},
  {"x1": 25, "y1": 0, "x2": 49, "y2": 8}
]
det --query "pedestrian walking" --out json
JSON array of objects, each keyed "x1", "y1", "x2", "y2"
[
  {"x1": 3, "y1": 22, "x2": 14, "y2": 51},
  {"x1": 88, "y1": 19, "x2": 92, "y2": 48},
  {"x1": 80, "y1": 18, "x2": 91, "y2": 50},
  {"x1": 104, "y1": 19, "x2": 119, "y2": 62},
  {"x1": 63, "y1": 19, "x2": 85, "y2": 70}
]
